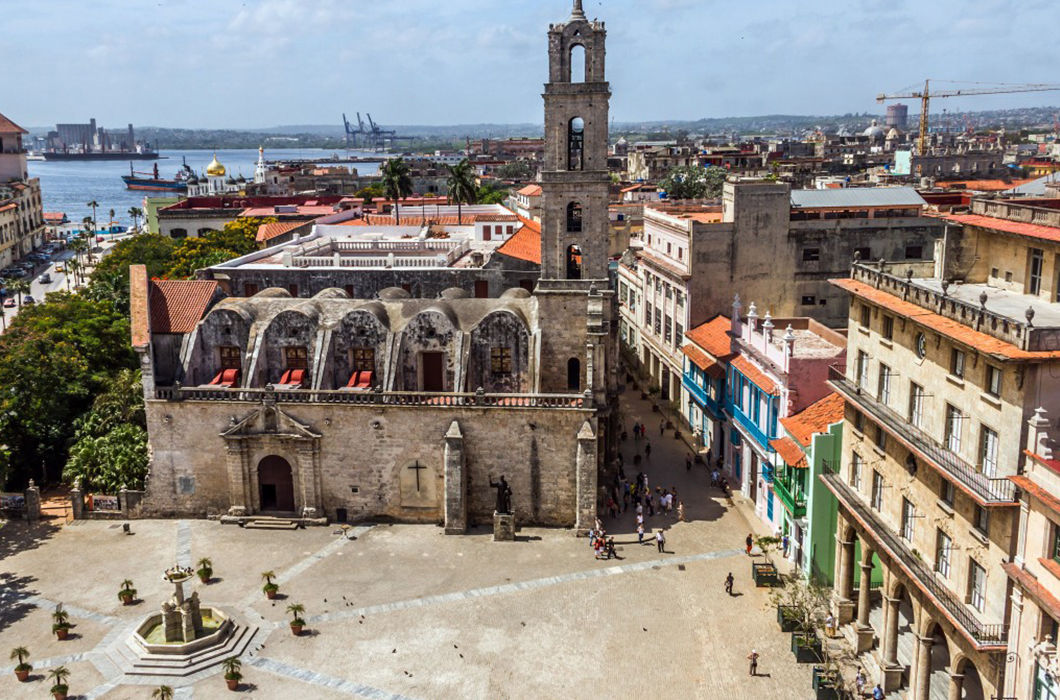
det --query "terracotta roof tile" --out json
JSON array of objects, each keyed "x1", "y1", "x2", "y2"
[
  {"x1": 938, "y1": 213, "x2": 1060, "y2": 244},
  {"x1": 937, "y1": 179, "x2": 1034, "y2": 192},
  {"x1": 1003, "y1": 560, "x2": 1060, "y2": 624},
  {"x1": 494, "y1": 216, "x2": 541, "y2": 264},
  {"x1": 781, "y1": 392, "x2": 845, "y2": 447},
  {"x1": 680, "y1": 345, "x2": 724, "y2": 378},
  {"x1": 770, "y1": 437, "x2": 808, "y2": 468},
  {"x1": 730, "y1": 355, "x2": 779, "y2": 395},
  {"x1": 831, "y1": 278, "x2": 1060, "y2": 360},
  {"x1": 256, "y1": 220, "x2": 306, "y2": 242},
  {"x1": 517, "y1": 184, "x2": 542, "y2": 196},
  {"x1": 148, "y1": 279, "x2": 219, "y2": 334},
  {"x1": 0, "y1": 112, "x2": 27, "y2": 134},
  {"x1": 358, "y1": 214, "x2": 479, "y2": 226},
  {"x1": 684, "y1": 315, "x2": 734, "y2": 360}
]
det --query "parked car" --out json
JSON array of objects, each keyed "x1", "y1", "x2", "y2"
[
  {"x1": 2, "y1": 297, "x2": 14, "y2": 308},
  {"x1": 39, "y1": 273, "x2": 51, "y2": 284},
  {"x1": 21, "y1": 295, "x2": 35, "y2": 305},
  {"x1": 2, "y1": 268, "x2": 26, "y2": 278},
  {"x1": 53, "y1": 264, "x2": 64, "y2": 273}
]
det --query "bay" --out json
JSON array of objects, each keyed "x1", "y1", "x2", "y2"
[{"x1": 27, "y1": 148, "x2": 382, "y2": 227}]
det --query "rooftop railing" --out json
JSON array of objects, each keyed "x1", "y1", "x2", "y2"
[
  {"x1": 828, "y1": 366, "x2": 1017, "y2": 505},
  {"x1": 153, "y1": 386, "x2": 592, "y2": 410},
  {"x1": 820, "y1": 465, "x2": 1008, "y2": 649}
]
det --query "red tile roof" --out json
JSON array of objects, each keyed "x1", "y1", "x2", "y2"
[
  {"x1": 0, "y1": 112, "x2": 27, "y2": 134},
  {"x1": 494, "y1": 216, "x2": 541, "y2": 264},
  {"x1": 937, "y1": 179, "x2": 1034, "y2": 192},
  {"x1": 1003, "y1": 560, "x2": 1060, "y2": 624},
  {"x1": 680, "y1": 345, "x2": 724, "y2": 378},
  {"x1": 0, "y1": 203, "x2": 15, "y2": 214},
  {"x1": 781, "y1": 392, "x2": 845, "y2": 447},
  {"x1": 517, "y1": 184, "x2": 542, "y2": 197},
  {"x1": 256, "y1": 220, "x2": 306, "y2": 243},
  {"x1": 240, "y1": 205, "x2": 335, "y2": 218},
  {"x1": 476, "y1": 214, "x2": 519, "y2": 222},
  {"x1": 684, "y1": 315, "x2": 734, "y2": 360},
  {"x1": 831, "y1": 278, "x2": 1060, "y2": 360},
  {"x1": 148, "y1": 280, "x2": 219, "y2": 334},
  {"x1": 351, "y1": 214, "x2": 481, "y2": 226},
  {"x1": 938, "y1": 213, "x2": 1060, "y2": 244},
  {"x1": 770, "y1": 437, "x2": 808, "y2": 469},
  {"x1": 730, "y1": 355, "x2": 779, "y2": 395},
  {"x1": 42, "y1": 212, "x2": 67, "y2": 224}
]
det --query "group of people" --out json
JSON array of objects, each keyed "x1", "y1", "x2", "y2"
[{"x1": 588, "y1": 522, "x2": 618, "y2": 560}]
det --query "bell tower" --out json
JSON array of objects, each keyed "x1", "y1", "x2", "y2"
[{"x1": 538, "y1": 0, "x2": 611, "y2": 288}]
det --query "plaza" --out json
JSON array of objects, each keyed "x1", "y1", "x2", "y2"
[{"x1": 0, "y1": 392, "x2": 822, "y2": 699}]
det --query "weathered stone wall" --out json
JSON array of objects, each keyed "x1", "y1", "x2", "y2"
[
  {"x1": 141, "y1": 398, "x2": 594, "y2": 527},
  {"x1": 256, "y1": 308, "x2": 319, "y2": 385},
  {"x1": 326, "y1": 308, "x2": 389, "y2": 389},
  {"x1": 396, "y1": 308, "x2": 460, "y2": 391},
  {"x1": 186, "y1": 307, "x2": 253, "y2": 386},
  {"x1": 466, "y1": 310, "x2": 532, "y2": 393}
]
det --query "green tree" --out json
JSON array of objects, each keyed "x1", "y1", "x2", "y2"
[
  {"x1": 354, "y1": 184, "x2": 385, "y2": 203},
  {"x1": 8, "y1": 278, "x2": 30, "y2": 307},
  {"x1": 92, "y1": 233, "x2": 176, "y2": 280},
  {"x1": 445, "y1": 158, "x2": 478, "y2": 224},
  {"x1": 660, "y1": 165, "x2": 728, "y2": 200},
  {"x1": 476, "y1": 182, "x2": 508, "y2": 205},
  {"x1": 108, "y1": 208, "x2": 116, "y2": 231},
  {"x1": 128, "y1": 206, "x2": 143, "y2": 232},
  {"x1": 380, "y1": 157, "x2": 413, "y2": 223},
  {"x1": 496, "y1": 160, "x2": 534, "y2": 180},
  {"x1": 163, "y1": 218, "x2": 267, "y2": 279}
]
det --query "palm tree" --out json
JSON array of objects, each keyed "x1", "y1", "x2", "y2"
[
  {"x1": 107, "y1": 208, "x2": 115, "y2": 233},
  {"x1": 380, "y1": 157, "x2": 412, "y2": 224},
  {"x1": 48, "y1": 664, "x2": 70, "y2": 689},
  {"x1": 8, "y1": 278, "x2": 30, "y2": 307},
  {"x1": 128, "y1": 206, "x2": 143, "y2": 232},
  {"x1": 261, "y1": 570, "x2": 275, "y2": 584},
  {"x1": 152, "y1": 685, "x2": 174, "y2": 700},
  {"x1": 286, "y1": 602, "x2": 306, "y2": 623},
  {"x1": 445, "y1": 158, "x2": 478, "y2": 225},
  {"x1": 65, "y1": 258, "x2": 81, "y2": 289},
  {"x1": 86, "y1": 200, "x2": 99, "y2": 232},
  {"x1": 9, "y1": 646, "x2": 29, "y2": 668}
]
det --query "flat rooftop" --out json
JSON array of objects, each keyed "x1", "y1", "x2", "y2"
[{"x1": 915, "y1": 278, "x2": 1060, "y2": 328}]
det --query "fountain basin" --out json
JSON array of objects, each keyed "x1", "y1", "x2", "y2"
[{"x1": 132, "y1": 607, "x2": 233, "y2": 655}]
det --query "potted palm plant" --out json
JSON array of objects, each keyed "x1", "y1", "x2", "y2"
[
  {"x1": 287, "y1": 603, "x2": 306, "y2": 636},
  {"x1": 222, "y1": 657, "x2": 242, "y2": 691},
  {"x1": 152, "y1": 685, "x2": 174, "y2": 700},
  {"x1": 197, "y1": 558, "x2": 213, "y2": 584},
  {"x1": 118, "y1": 579, "x2": 137, "y2": 605},
  {"x1": 261, "y1": 571, "x2": 279, "y2": 600},
  {"x1": 48, "y1": 665, "x2": 70, "y2": 700},
  {"x1": 51, "y1": 609, "x2": 71, "y2": 640},
  {"x1": 9, "y1": 646, "x2": 31, "y2": 681}
]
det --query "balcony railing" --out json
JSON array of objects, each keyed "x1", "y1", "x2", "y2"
[
  {"x1": 828, "y1": 366, "x2": 1017, "y2": 505},
  {"x1": 153, "y1": 386, "x2": 592, "y2": 410},
  {"x1": 773, "y1": 474, "x2": 806, "y2": 518},
  {"x1": 820, "y1": 467, "x2": 1008, "y2": 649}
]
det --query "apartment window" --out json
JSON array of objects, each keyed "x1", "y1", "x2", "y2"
[
  {"x1": 940, "y1": 480, "x2": 954, "y2": 508},
  {"x1": 665, "y1": 284, "x2": 673, "y2": 300},
  {"x1": 860, "y1": 304, "x2": 871, "y2": 328},
  {"x1": 854, "y1": 410, "x2": 865, "y2": 434},
  {"x1": 909, "y1": 382, "x2": 925, "y2": 428},
  {"x1": 905, "y1": 245, "x2": 924, "y2": 260},
  {"x1": 801, "y1": 295, "x2": 816, "y2": 305},
  {"x1": 802, "y1": 247, "x2": 820, "y2": 262},
  {"x1": 351, "y1": 347, "x2": 375, "y2": 371},
  {"x1": 664, "y1": 315, "x2": 672, "y2": 344},
  {"x1": 968, "y1": 560, "x2": 986, "y2": 612},
  {"x1": 877, "y1": 363, "x2": 892, "y2": 405},
  {"x1": 871, "y1": 470, "x2": 883, "y2": 510},
  {"x1": 882, "y1": 315, "x2": 894, "y2": 341},
  {"x1": 935, "y1": 530, "x2": 952, "y2": 578},
  {"x1": 855, "y1": 246, "x2": 872, "y2": 261},
  {"x1": 986, "y1": 366, "x2": 1002, "y2": 398},
  {"x1": 1029, "y1": 248, "x2": 1044, "y2": 296},
  {"x1": 666, "y1": 242, "x2": 672, "y2": 256},
  {"x1": 675, "y1": 322, "x2": 683, "y2": 347},
  {"x1": 654, "y1": 308, "x2": 662, "y2": 336},
  {"x1": 951, "y1": 349, "x2": 965, "y2": 379},
  {"x1": 850, "y1": 452, "x2": 863, "y2": 490},
  {"x1": 676, "y1": 291, "x2": 684, "y2": 307},
  {"x1": 979, "y1": 426, "x2": 999, "y2": 477},
  {"x1": 856, "y1": 351, "x2": 870, "y2": 388},
  {"x1": 901, "y1": 498, "x2": 915, "y2": 542},
  {"x1": 945, "y1": 405, "x2": 964, "y2": 453},
  {"x1": 284, "y1": 346, "x2": 308, "y2": 370},
  {"x1": 974, "y1": 505, "x2": 990, "y2": 537},
  {"x1": 991, "y1": 267, "x2": 999, "y2": 279},
  {"x1": 874, "y1": 424, "x2": 887, "y2": 451},
  {"x1": 645, "y1": 300, "x2": 653, "y2": 327},
  {"x1": 490, "y1": 347, "x2": 512, "y2": 375},
  {"x1": 219, "y1": 346, "x2": 242, "y2": 371}
]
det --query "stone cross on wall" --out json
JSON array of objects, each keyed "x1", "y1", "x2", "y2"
[{"x1": 408, "y1": 461, "x2": 427, "y2": 491}]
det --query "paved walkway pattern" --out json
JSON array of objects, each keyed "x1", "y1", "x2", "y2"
[{"x1": 0, "y1": 390, "x2": 823, "y2": 698}]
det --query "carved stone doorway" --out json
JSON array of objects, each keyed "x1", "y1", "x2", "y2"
[{"x1": 258, "y1": 455, "x2": 295, "y2": 512}]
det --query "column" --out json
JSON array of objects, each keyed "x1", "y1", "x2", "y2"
[
  {"x1": 443, "y1": 421, "x2": 467, "y2": 535},
  {"x1": 296, "y1": 444, "x2": 321, "y2": 519},
  {"x1": 224, "y1": 442, "x2": 248, "y2": 516},
  {"x1": 857, "y1": 558, "x2": 874, "y2": 628},
  {"x1": 574, "y1": 420, "x2": 597, "y2": 535},
  {"x1": 882, "y1": 596, "x2": 901, "y2": 667},
  {"x1": 835, "y1": 533, "x2": 856, "y2": 624},
  {"x1": 947, "y1": 672, "x2": 963, "y2": 700},
  {"x1": 914, "y1": 634, "x2": 934, "y2": 700}
]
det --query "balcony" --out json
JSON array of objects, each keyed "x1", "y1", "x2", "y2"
[
  {"x1": 828, "y1": 367, "x2": 1017, "y2": 506},
  {"x1": 682, "y1": 372, "x2": 720, "y2": 418},
  {"x1": 773, "y1": 473, "x2": 806, "y2": 518},
  {"x1": 820, "y1": 467, "x2": 1008, "y2": 650}
]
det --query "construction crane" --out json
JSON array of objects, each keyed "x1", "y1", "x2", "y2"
[
  {"x1": 342, "y1": 112, "x2": 412, "y2": 151},
  {"x1": 876, "y1": 80, "x2": 1060, "y2": 154}
]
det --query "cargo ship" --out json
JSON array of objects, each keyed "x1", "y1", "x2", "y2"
[
  {"x1": 121, "y1": 160, "x2": 192, "y2": 192},
  {"x1": 44, "y1": 148, "x2": 160, "y2": 161}
]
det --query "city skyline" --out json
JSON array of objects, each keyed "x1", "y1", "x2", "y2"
[{"x1": 5, "y1": 0, "x2": 1059, "y2": 129}]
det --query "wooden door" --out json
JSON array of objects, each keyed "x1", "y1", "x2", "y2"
[{"x1": 422, "y1": 352, "x2": 445, "y2": 392}]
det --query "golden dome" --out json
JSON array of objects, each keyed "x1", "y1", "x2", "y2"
[{"x1": 205, "y1": 153, "x2": 226, "y2": 177}]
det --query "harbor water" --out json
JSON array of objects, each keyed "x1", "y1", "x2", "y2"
[{"x1": 28, "y1": 148, "x2": 382, "y2": 227}]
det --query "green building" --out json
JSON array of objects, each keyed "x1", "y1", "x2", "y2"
[{"x1": 143, "y1": 196, "x2": 180, "y2": 235}]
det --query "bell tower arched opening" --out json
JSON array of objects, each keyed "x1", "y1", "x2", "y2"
[
  {"x1": 568, "y1": 118, "x2": 584, "y2": 171},
  {"x1": 569, "y1": 44, "x2": 586, "y2": 83}
]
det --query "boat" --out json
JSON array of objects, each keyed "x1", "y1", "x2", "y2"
[
  {"x1": 45, "y1": 148, "x2": 160, "y2": 161},
  {"x1": 121, "y1": 159, "x2": 192, "y2": 192}
]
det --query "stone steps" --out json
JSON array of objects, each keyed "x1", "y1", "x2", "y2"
[
  {"x1": 118, "y1": 624, "x2": 262, "y2": 678},
  {"x1": 243, "y1": 517, "x2": 301, "y2": 531}
]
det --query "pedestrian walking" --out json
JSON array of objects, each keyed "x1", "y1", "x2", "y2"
[
  {"x1": 644, "y1": 440, "x2": 652, "y2": 461},
  {"x1": 747, "y1": 649, "x2": 759, "y2": 676},
  {"x1": 607, "y1": 497, "x2": 618, "y2": 519},
  {"x1": 686, "y1": 455, "x2": 692, "y2": 471},
  {"x1": 782, "y1": 534, "x2": 790, "y2": 557},
  {"x1": 646, "y1": 491, "x2": 654, "y2": 517},
  {"x1": 677, "y1": 501, "x2": 685, "y2": 522},
  {"x1": 825, "y1": 612, "x2": 836, "y2": 638},
  {"x1": 655, "y1": 529, "x2": 666, "y2": 553},
  {"x1": 635, "y1": 512, "x2": 644, "y2": 529},
  {"x1": 659, "y1": 419, "x2": 665, "y2": 436},
  {"x1": 855, "y1": 668, "x2": 866, "y2": 696},
  {"x1": 711, "y1": 469, "x2": 719, "y2": 487},
  {"x1": 635, "y1": 502, "x2": 643, "y2": 516},
  {"x1": 724, "y1": 572, "x2": 734, "y2": 595},
  {"x1": 633, "y1": 423, "x2": 641, "y2": 440},
  {"x1": 637, "y1": 523, "x2": 645, "y2": 544},
  {"x1": 745, "y1": 533, "x2": 754, "y2": 556}
]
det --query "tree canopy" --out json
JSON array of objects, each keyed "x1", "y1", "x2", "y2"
[{"x1": 660, "y1": 165, "x2": 728, "y2": 200}]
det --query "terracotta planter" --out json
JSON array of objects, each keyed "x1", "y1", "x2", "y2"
[
  {"x1": 226, "y1": 678, "x2": 240, "y2": 691},
  {"x1": 120, "y1": 593, "x2": 134, "y2": 605},
  {"x1": 290, "y1": 623, "x2": 303, "y2": 636},
  {"x1": 265, "y1": 589, "x2": 277, "y2": 600},
  {"x1": 14, "y1": 668, "x2": 29, "y2": 682},
  {"x1": 53, "y1": 690, "x2": 68, "y2": 700},
  {"x1": 55, "y1": 627, "x2": 69, "y2": 640},
  {"x1": 198, "y1": 573, "x2": 211, "y2": 584}
]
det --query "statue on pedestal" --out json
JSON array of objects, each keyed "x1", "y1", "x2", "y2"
[{"x1": 489, "y1": 475, "x2": 512, "y2": 515}]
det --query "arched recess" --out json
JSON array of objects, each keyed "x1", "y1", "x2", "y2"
[
  {"x1": 566, "y1": 244, "x2": 582, "y2": 280},
  {"x1": 568, "y1": 117, "x2": 584, "y2": 171},
  {"x1": 330, "y1": 306, "x2": 389, "y2": 389},
  {"x1": 569, "y1": 44, "x2": 586, "y2": 83},
  {"x1": 467, "y1": 309, "x2": 531, "y2": 393},
  {"x1": 567, "y1": 357, "x2": 581, "y2": 391},
  {"x1": 257, "y1": 455, "x2": 295, "y2": 512},
  {"x1": 260, "y1": 309, "x2": 317, "y2": 387},
  {"x1": 397, "y1": 307, "x2": 459, "y2": 392},
  {"x1": 191, "y1": 307, "x2": 253, "y2": 386},
  {"x1": 953, "y1": 656, "x2": 986, "y2": 700},
  {"x1": 566, "y1": 201, "x2": 583, "y2": 233},
  {"x1": 926, "y1": 623, "x2": 952, "y2": 700}
]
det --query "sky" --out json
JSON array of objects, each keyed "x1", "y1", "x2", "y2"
[{"x1": 5, "y1": 0, "x2": 1059, "y2": 130}]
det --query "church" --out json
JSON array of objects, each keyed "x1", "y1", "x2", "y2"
[{"x1": 130, "y1": 1, "x2": 617, "y2": 532}]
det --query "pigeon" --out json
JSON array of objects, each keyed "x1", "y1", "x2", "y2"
[
  {"x1": 459, "y1": 654, "x2": 464, "y2": 659},
  {"x1": 392, "y1": 649, "x2": 396, "y2": 654},
  {"x1": 642, "y1": 627, "x2": 647, "y2": 632},
  {"x1": 453, "y1": 644, "x2": 458, "y2": 649}
]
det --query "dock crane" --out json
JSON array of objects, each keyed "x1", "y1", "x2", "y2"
[{"x1": 876, "y1": 80, "x2": 1060, "y2": 154}]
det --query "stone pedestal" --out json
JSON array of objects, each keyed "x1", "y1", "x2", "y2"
[
  {"x1": 881, "y1": 663, "x2": 904, "y2": 693},
  {"x1": 493, "y1": 511, "x2": 515, "y2": 541},
  {"x1": 834, "y1": 597, "x2": 856, "y2": 625},
  {"x1": 23, "y1": 480, "x2": 40, "y2": 521},
  {"x1": 856, "y1": 624, "x2": 875, "y2": 653}
]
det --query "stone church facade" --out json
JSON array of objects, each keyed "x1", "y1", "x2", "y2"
[{"x1": 131, "y1": 1, "x2": 616, "y2": 532}]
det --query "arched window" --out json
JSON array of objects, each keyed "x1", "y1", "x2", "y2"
[
  {"x1": 569, "y1": 44, "x2": 586, "y2": 83},
  {"x1": 566, "y1": 201, "x2": 582, "y2": 233},
  {"x1": 568, "y1": 117, "x2": 584, "y2": 171},
  {"x1": 170, "y1": 228, "x2": 188, "y2": 239},
  {"x1": 567, "y1": 358, "x2": 581, "y2": 391},
  {"x1": 566, "y1": 244, "x2": 582, "y2": 280}
]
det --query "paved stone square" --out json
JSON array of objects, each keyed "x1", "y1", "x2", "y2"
[{"x1": 0, "y1": 392, "x2": 823, "y2": 699}]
